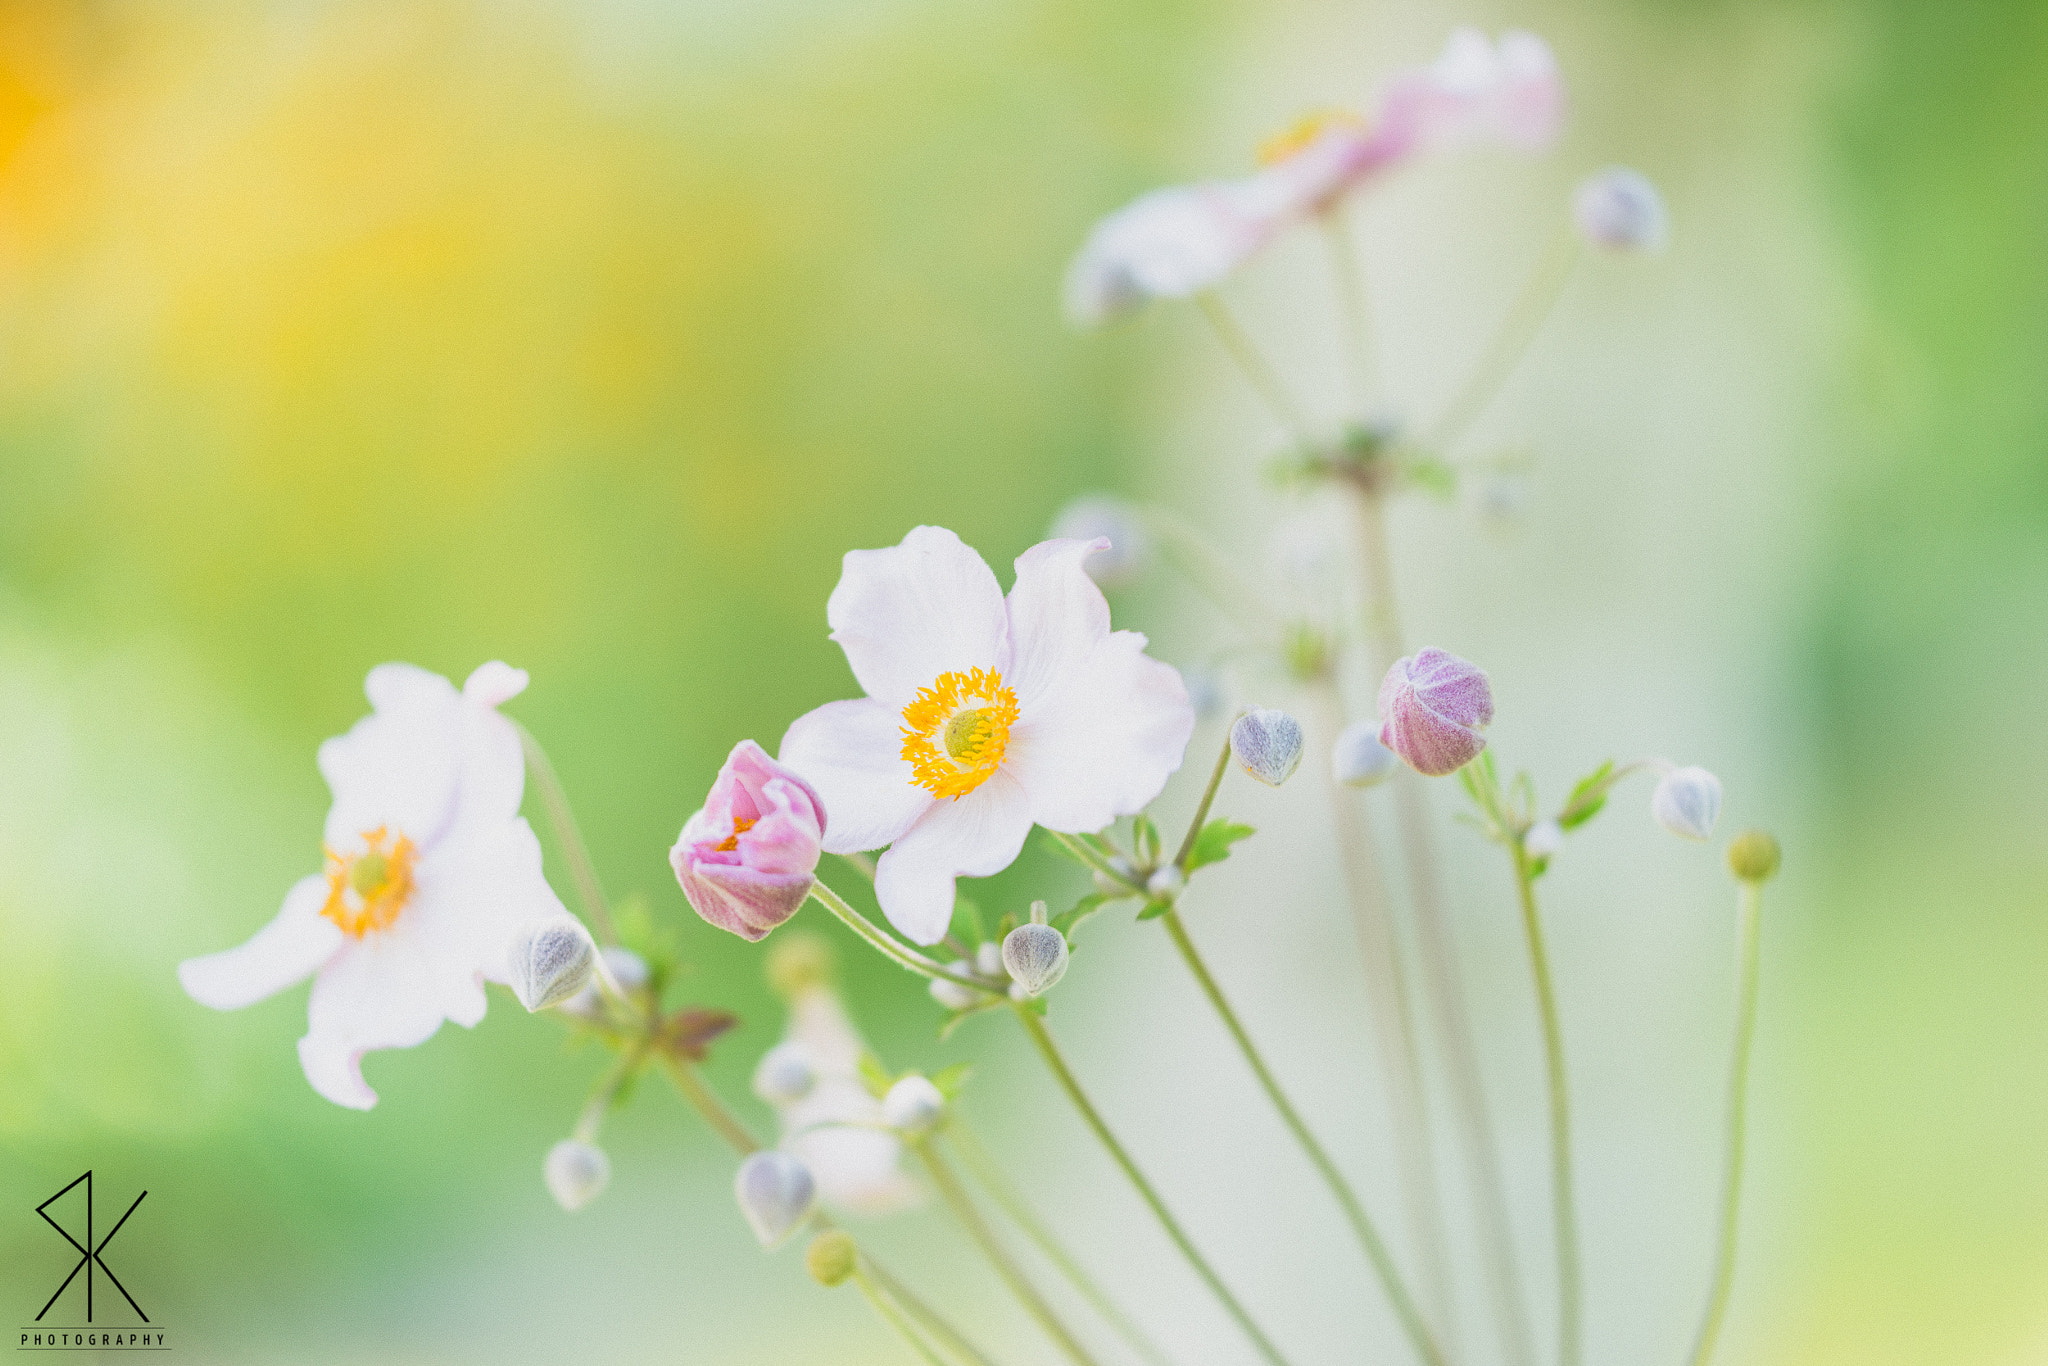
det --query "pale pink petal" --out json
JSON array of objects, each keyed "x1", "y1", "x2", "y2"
[
  {"x1": 450, "y1": 687, "x2": 526, "y2": 835},
  {"x1": 319, "y1": 665, "x2": 463, "y2": 852},
  {"x1": 1003, "y1": 632, "x2": 1194, "y2": 832},
  {"x1": 826, "y1": 526, "x2": 1007, "y2": 710},
  {"x1": 296, "y1": 923, "x2": 460, "y2": 1110},
  {"x1": 462, "y1": 661, "x2": 529, "y2": 708},
  {"x1": 1003, "y1": 537, "x2": 1112, "y2": 709},
  {"x1": 1063, "y1": 180, "x2": 1288, "y2": 324},
  {"x1": 412, "y1": 818, "x2": 566, "y2": 1005},
  {"x1": 779, "y1": 698, "x2": 931, "y2": 854},
  {"x1": 872, "y1": 771, "x2": 1033, "y2": 945},
  {"x1": 178, "y1": 875, "x2": 342, "y2": 1010}
]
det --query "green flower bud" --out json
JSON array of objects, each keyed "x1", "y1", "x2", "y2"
[
  {"x1": 805, "y1": 1231, "x2": 858, "y2": 1287},
  {"x1": 1726, "y1": 830, "x2": 1781, "y2": 884}
]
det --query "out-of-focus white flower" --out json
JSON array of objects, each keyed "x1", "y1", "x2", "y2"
[
  {"x1": 768, "y1": 981, "x2": 922, "y2": 1215},
  {"x1": 1524, "y1": 818, "x2": 1566, "y2": 860},
  {"x1": 735, "y1": 1151, "x2": 817, "y2": 1250},
  {"x1": 1573, "y1": 166, "x2": 1668, "y2": 252},
  {"x1": 178, "y1": 662, "x2": 565, "y2": 1109},
  {"x1": 1651, "y1": 765, "x2": 1722, "y2": 841},
  {"x1": 752, "y1": 1041, "x2": 818, "y2": 1106},
  {"x1": 881, "y1": 1075, "x2": 947, "y2": 1135},
  {"x1": 1332, "y1": 720, "x2": 1399, "y2": 787},
  {"x1": 545, "y1": 1139, "x2": 611, "y2": 1212},
  {"x1": 779, "y1": 527, "x2": 1193, "y2": 945},
  {"x1": 1065, "y1": 28, "x2": 1564, "y2": 323},
  {"x1": 1050, "y1": 496, "x2": 1151, "y2": 589}
]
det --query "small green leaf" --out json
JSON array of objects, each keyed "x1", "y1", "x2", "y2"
[
  {"x1": 1136, "y1": 899, "x2": 1173, "y2": 921},
  {"x1": 1558, "y1": 760, "x2": 1618, "y2": 831},
  {"x1": 930, "y1": 1062, "x2": 975, "y2": 1099},
  {"x1": 856, "y1": 1051, "x2": 893, "y2": 1099},
  {"x1": 1184, "y1": 818, "x2": 1255, "y2": 873},
  {"x1": 950, "y1": 894, "x2": 987, "y2": 946},
  {"x1": 1133, "y1": 814, "x2": 1161, "y2": 865},
  {"x1": 1051, "y1": 892, "x2": 1114, "y2": 940},
  {"x1": 1402, "y1": 456, "x2": 1459, "y2": 500}
]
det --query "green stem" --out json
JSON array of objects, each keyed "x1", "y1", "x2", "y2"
[
  {"x1": 515, "y1": 722, "x2": 620, "y2": 946},
  {"x1": 861, "y1": 1251, "x2": 1003, "y2": 1366},
  {"x1": 1320, "y1": 207, "x2": 1377, "y2": 415},
  {"x1": 1421, "y1": 223, "x2": 1580, "y2": 454},
  {"x1": 573, "y1": 1037, "x2": 653, "y2": 1143},
  {"x1": 659, "y1": 1054, "x2": 762, "y2": 1155},
  {"x1": 806, "y1": 880, "x2": 1000, "y2": 994},
  {"x1": 918, "y1": 1140, "x2": 1103, "y2": 1366},
  {"x1": 1010, "y1": 1003, "x2": 1295, "y2": 1366},
  {"x1": 1195, "y1": 292, "x2": 1314, "y2": 443},
  {"x1": 1511, "y1": 845, "x2": 1581, "y2": 1366},
  {"x1": 1172, "y1": 736, "x2": 1235, "y2": 871},
  {"x1": 1352, "y1": 482, "x2": 1536, "y2": 1366},
  {"x1": 1685, "y1": 880, "x2": 1764, "y2": 1366},
  {"x1": 1158, "y1": 908, "x2": 1447, "y2": 1366},
  {"x1": 853, "y1": 1267, "x2": 954, "y2": 1366},
  {"x1": 948, "y1": 1122, "x2": 1173, "y2": 1366}
]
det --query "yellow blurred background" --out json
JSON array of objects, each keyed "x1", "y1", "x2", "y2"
[{"x1": 1, "y1": 0, "x2": 2043, "y2": 1363}]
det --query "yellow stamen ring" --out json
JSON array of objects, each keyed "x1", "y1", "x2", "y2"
[
  {"x1": 321, "y1": 825, "x2": 418, "y2": 938},
  {"x1": 901, "y1": 667, "x2": 1019, "y2": 800}
]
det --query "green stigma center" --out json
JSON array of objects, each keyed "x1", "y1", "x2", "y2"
[
  {"x1": 944, "y1": 708, "x2": 994, "y2": 761},
  {"x1": 350, "y1": 851, "x2": 391, "y2": 896}
]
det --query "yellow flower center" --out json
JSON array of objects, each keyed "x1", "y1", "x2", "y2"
[
  {"x1": 715, "y1": 815, "x2": 758, "y2": 853},
  {"x1": 321, "y1": 825, "x2": 418, "y2": 938},
  {"x1": 1258, "y1": 107, "x2": 1367, "y2": 165},
  {"x1": 901, "y1": 667, "x2": 1019, "y2": 800}
]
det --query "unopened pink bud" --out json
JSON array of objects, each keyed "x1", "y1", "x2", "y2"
[
  {"x1": 672, "y1": 741, "x2": 827, "y2": 941},
  {"x1": 1377, "y1": 648, "x2": 1495, "y2": 777}
]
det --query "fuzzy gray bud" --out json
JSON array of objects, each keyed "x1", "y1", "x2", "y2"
[
  {"x1": 1231, "y1": 708, "x2": 1305, "y2": 787},
  {"x1": 735, "y1": 1151, "x2": 817, "y2": 1250},
  {"x1": 1524, "y1": 819, "x2": 1565, "y2": 860},
  {"x1": 508, "y1": 918, "x2": 597, "y2": 1012},
  {"x1": 1331, "y1": 721, "x2": 1399, "y2": 788},
  {"x1": 752, "y1": 1041, "x2": 817, "y2": 1106},
  {"x1": 1002, "y1": 923, "x2": 1070, "y2": 997},
  {"x1": 544, "y1": 1139, "x2": 610, "y2": 1212},
  {"x1": 1146, "y1": 865, "x2": 1185, "y2": 901},
  {"x1": 881, "y1": 1075, "x2": 947, "y2": 1135},
  {"x1": 1651, "y1": 765, "x2": 1723, "y2": 842},
  {"x1": 1573, "y1": 167, "x2": 1668, "y2": 252}
]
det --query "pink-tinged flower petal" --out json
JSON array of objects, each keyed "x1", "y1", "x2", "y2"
[
  {"x1": 1370, "y1": 28, "x2": 1563, "y2": 168},
  {"x1": 672, "y1": 741, "x2": 826, "y2": 941},
  {"x1": 413, "y1": 818, "x2": 567, "y2": 1001},
  {"x1": 1002, "y1": 537, "x2": 1114, "y2": 708},
  {"x1": 319, "y1": 664, "x2": 464, "y2": 852},
  {"x1": 780, "y1": 698, "x2": 932, "y2": 854},
  {"x1": 461, "y1": 660, "x2": 529, "y2": 708},
  {"x1": 826, "y1": 526, "x2": 1007, "y2": 710},
  {"x1": 1004, "y1": 631, "x2": 1193, "y2": 832},
  {"x1": 1063, "y1": 180, "x2": 1292, "y2": 325},
  {"x1": 178, "y1": 875, "x2": 342, "y2": 1010},
  {"x1": 872, "y1": 771, "x2": 1033, "y2": 945},
  {"x1": 1377, "y1": 647, "x2": 1495, "y2": 777},
  {"x1": 296, "y1": 922, "x2": 468, "y2": 1110}
]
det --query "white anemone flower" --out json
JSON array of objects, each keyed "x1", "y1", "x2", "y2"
[
  {"x1": 772, "y1": 984, "x2": 922, "y2": 1215},
  {"x1": 780, "y1": 526, "x2": 1194, "y2": 945},
  {"x1": 178, "y1": 661, "x2": 567, "y2": 1109}
]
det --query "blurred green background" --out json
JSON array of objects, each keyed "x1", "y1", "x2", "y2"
[{"x1": 0, "y1": 0, "x2": 2042, "y2": 1363}]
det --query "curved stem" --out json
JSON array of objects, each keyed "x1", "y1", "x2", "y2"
[
  {"x1": 1421, "y1": 224, "x2": 1580, "y2": 454},
  {"x1": 861, "y1": 1253, "x2": 1003, "y2": 1366},
  {"x1": 1320, "y1": 207, "x2": 1377, "y2": 415},
  {"x1": 1511, "y1": 846, "x2": 1581, "y2": 1366},
  {"x1": 659, "y1": 1055, "x2": 761, "y2": 1155},
  {"x1": 947, "y1": 1122, "x2": 1173, "y2": 1366},
  {"x1": 1010, "y1": 1003, "x2": 1295, "y2": 1366},
  {"x1": 852, "y1": 1267, "x2": 953, "y2": 1366},
  {"x1": 806, "y1": 880, "x2": 1000, "y2": 994},
  {"x1": 1685, "y1": 880, "x2": 1764, "y2": 1366},
  {"x1": 1195, "y1": 292, "x2": 1315, "y2": 443},
  {"x1": 918, "y1": 1140, "x2": 1104, "y2": 1366},
  {"x1": 515, "y1": 722, "x2": 620, "y2": 945},
  {"x1": 1172, "y1": 736, "x2": 1236, "y2": 871},
  {"x1": 1159, "y1": 908, "x2": 1447, "y2": 1366},
  {"x1": 1351, "y1": 482, "x2": 1536, "y2": 1366},
  {"x1": 573, "y1": 1037, "x2": 653, "y2": 1144}
]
